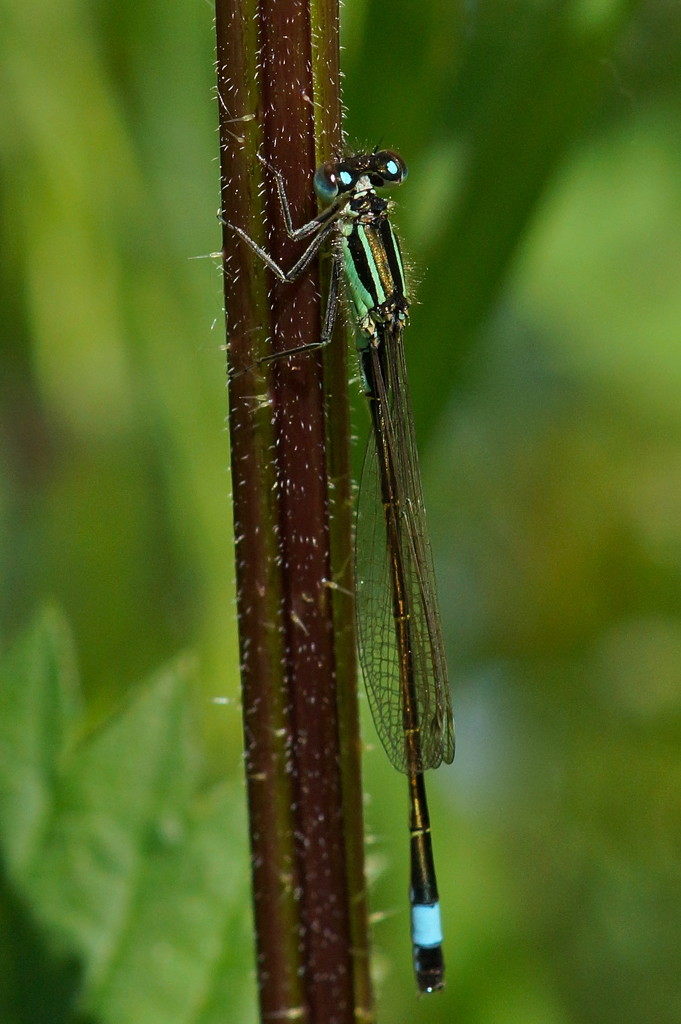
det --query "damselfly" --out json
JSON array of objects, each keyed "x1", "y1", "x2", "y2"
[{"x1": 227, "y1": 149, "x2": 455, "y2": 994}]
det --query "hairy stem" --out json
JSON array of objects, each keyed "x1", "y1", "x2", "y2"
[{"x1": 215, "y1": 1, "x2": 372, "y2": 1020}]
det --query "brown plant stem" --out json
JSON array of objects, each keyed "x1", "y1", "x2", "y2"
[{"x1": 215, "y1": 1, "x2": 372, "y2": 1021}]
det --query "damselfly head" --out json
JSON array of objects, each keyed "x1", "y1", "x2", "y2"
[{"x1": 313, "y1": 150, "x2": 408, "y2": 205}]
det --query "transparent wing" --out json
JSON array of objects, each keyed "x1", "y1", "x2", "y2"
[{"x1": 355, "y1": 329, "x2": 455, "y2": 773}]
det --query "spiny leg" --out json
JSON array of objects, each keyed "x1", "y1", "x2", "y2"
[
  {"x1": 255, "y1": 154, "x2": 343, "y2": 241},
  {"x1": 227, "y1": 247, "x2": 342, "y2": 378},
  {"x1": 222, "y1": 216, "x2": 337, "y2": 284},
  {"x1": 259, "y1": 254, "x2": 342, "y2": 365}
]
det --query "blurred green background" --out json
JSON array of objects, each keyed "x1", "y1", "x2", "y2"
[{"x1": 1, "y1": 0, "x2": 680, "y2": 1021}]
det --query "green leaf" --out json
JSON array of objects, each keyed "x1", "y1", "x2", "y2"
[
  {"x1": 0, "y1": 610, "x2": 254, "y2": 1024},
  {"x1": 0, "y1": 606, "x2": 81, "y2": 877}
]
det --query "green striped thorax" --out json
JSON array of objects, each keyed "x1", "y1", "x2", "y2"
[{"x1": 313, "y1": 151, "x2": 409, "y2": 351}]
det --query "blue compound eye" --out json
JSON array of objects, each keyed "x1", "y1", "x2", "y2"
[
  {"x1": 333, "y1": 164, "x2": 358, "y2": 194},
  {"x1": 313, "y1": 162, "x2": 340, "y2": 204},
  {"x1": 375, "y1": 150, "x2": 407, "y2": 185}
]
